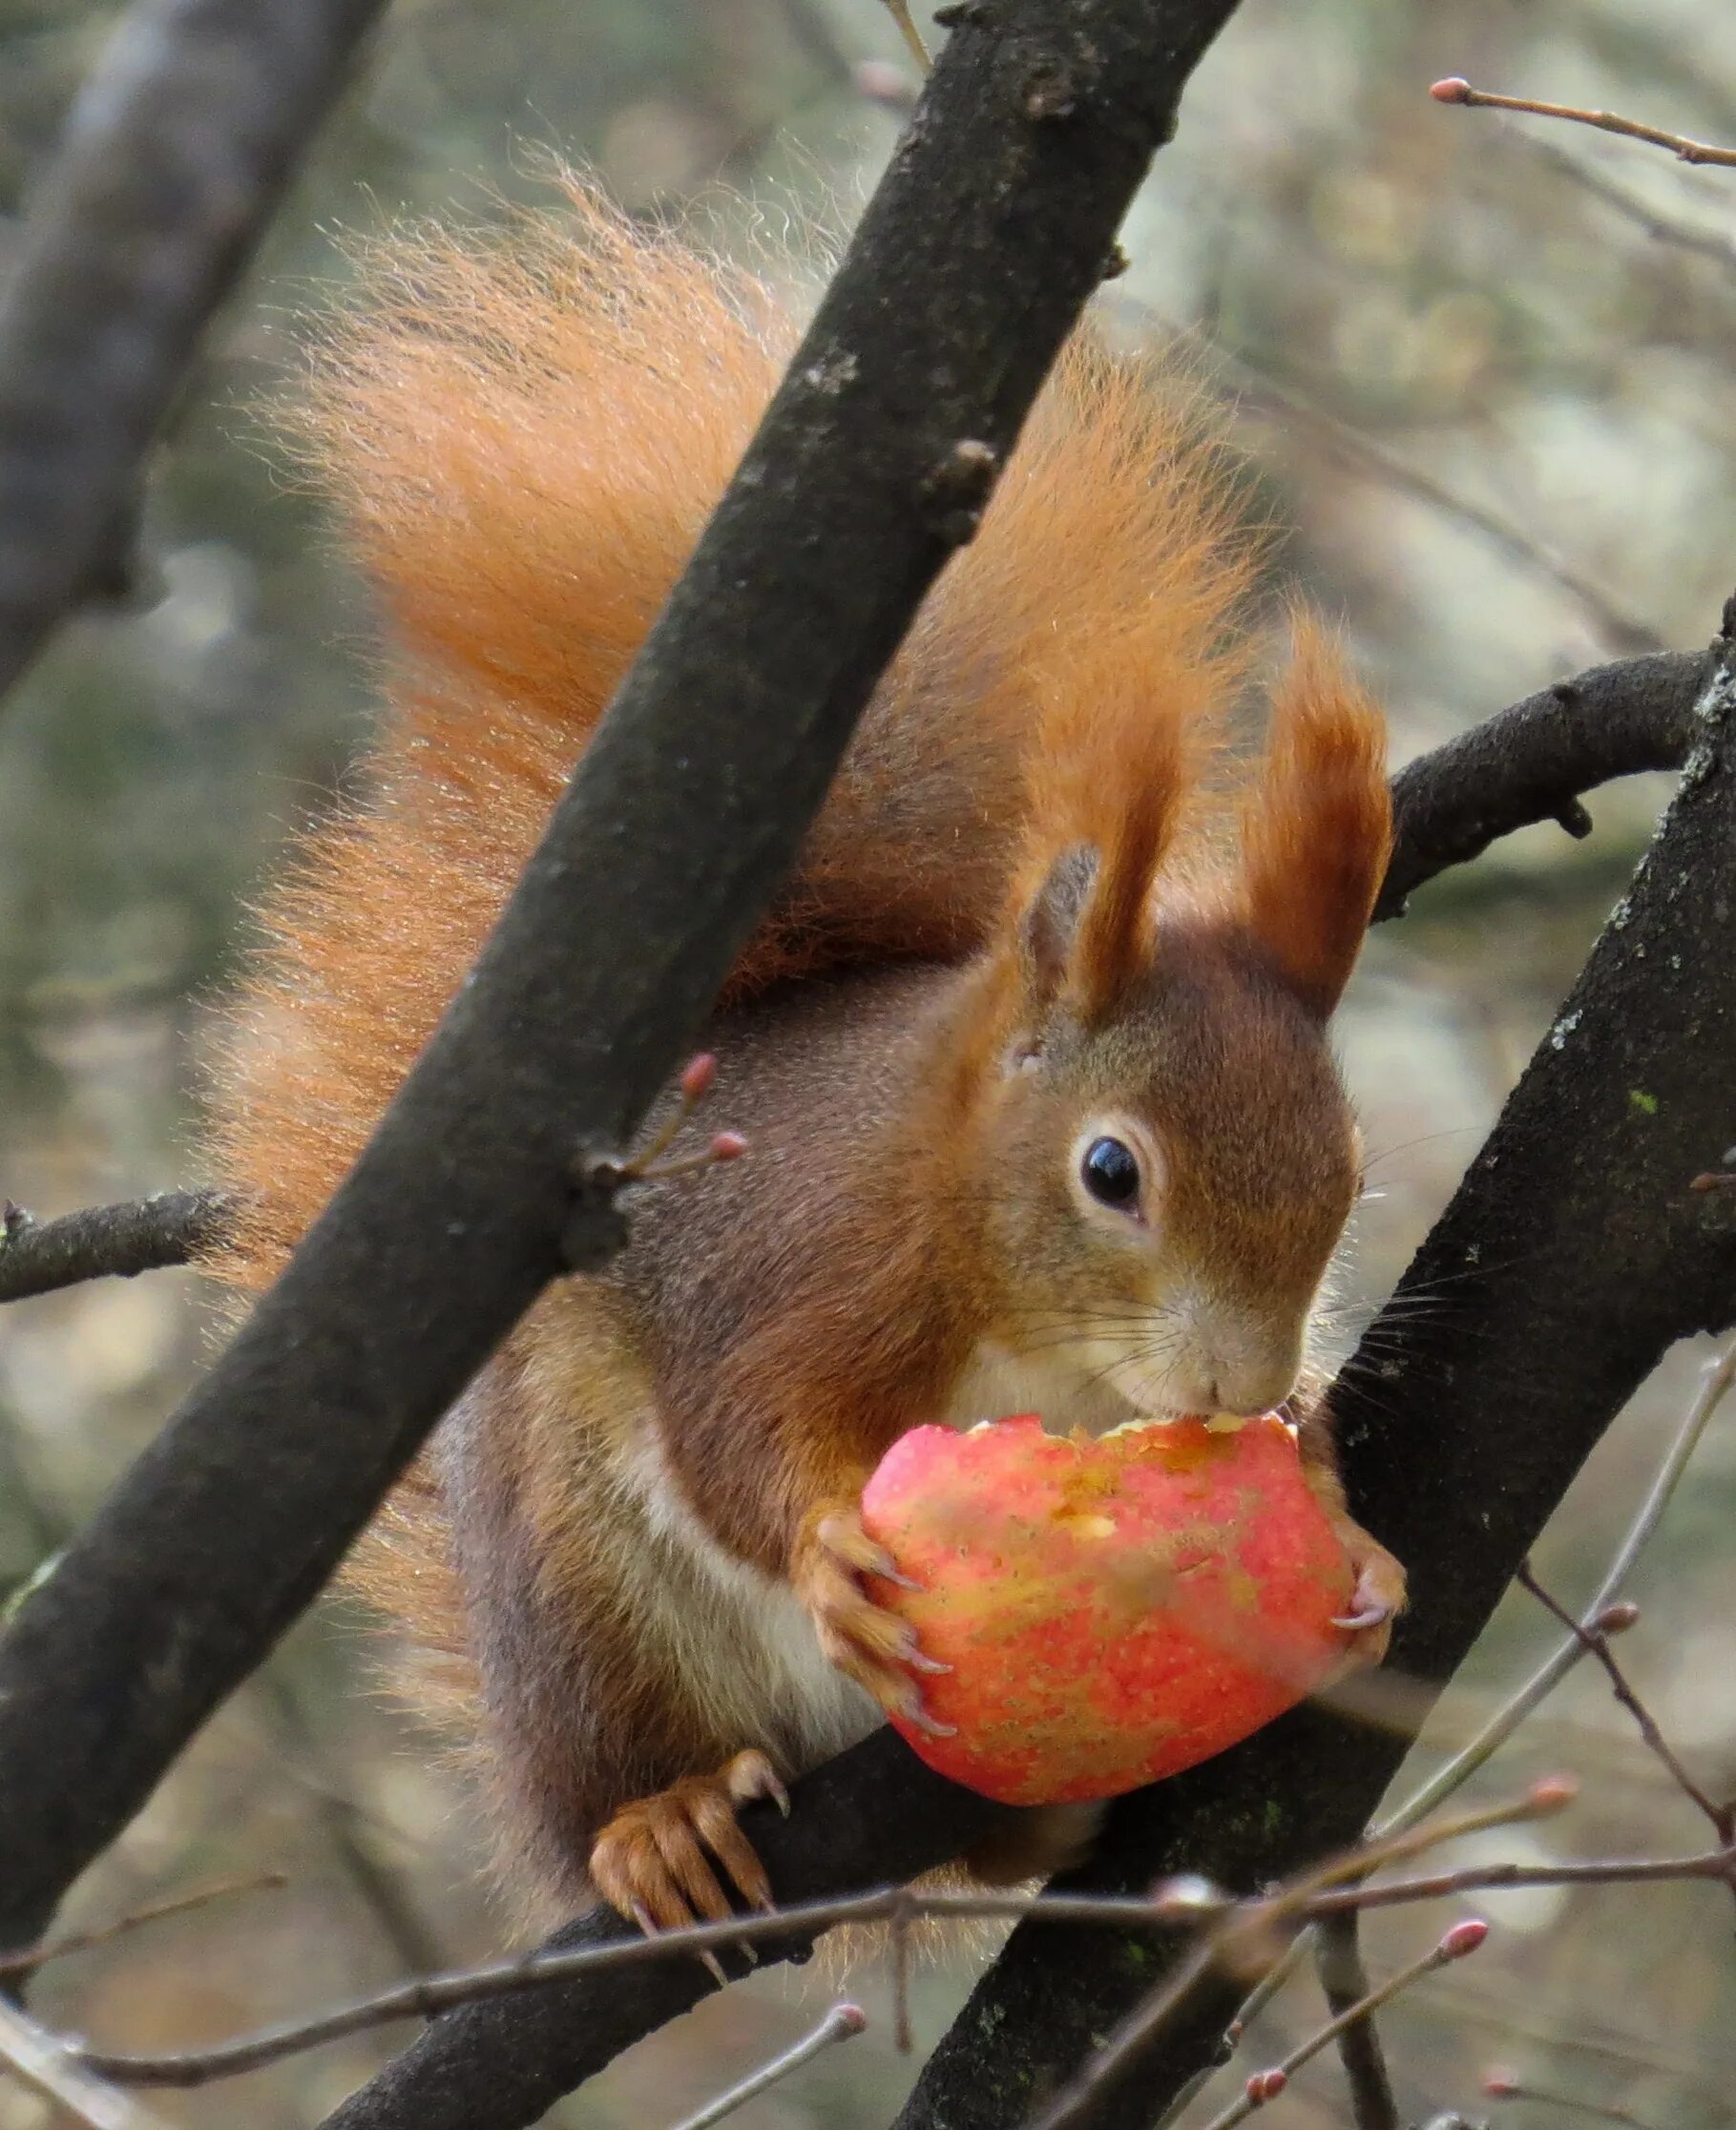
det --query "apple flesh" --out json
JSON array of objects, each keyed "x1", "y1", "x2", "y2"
[{"x1": 859, "y1": 1413, "x2": 1352, "y2": 1806}]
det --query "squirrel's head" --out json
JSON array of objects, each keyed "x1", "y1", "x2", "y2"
[{"x1": 972, "y1": 623, "x2": 1390, "y2": 1422}]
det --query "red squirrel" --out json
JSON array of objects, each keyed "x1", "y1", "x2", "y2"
[{"x1": 205, "y1": 182, "x2": 1406, "y2": 1936}]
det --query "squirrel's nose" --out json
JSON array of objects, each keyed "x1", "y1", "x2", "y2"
[{"x1": 1209, "y1": 1359, "x2": 1300, "y2": 1418}]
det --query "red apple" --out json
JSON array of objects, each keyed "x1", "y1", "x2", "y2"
[{"x1": 860, "y1": 1413, "x2": 1352, "y2": 1806}]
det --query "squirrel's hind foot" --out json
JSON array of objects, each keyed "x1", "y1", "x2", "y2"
[{"x1": 590, "y1": 1750, "x2": 789, "y2": 1949}]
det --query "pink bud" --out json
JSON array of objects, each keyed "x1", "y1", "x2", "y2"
[
  {"x1": 1430, "y1": 76, "x2": 1473, "y2": 103},
  {"x1": 835, "y1": 2002, "x2": 869, "y2": 2035},
  {"x1": 1245, "y1": 2068, "x2": 1287, "y2": 2103},
  {"x1": 1440, "y1": 1916, "x2": 1489, "y2": 1959},
  {"x1": 1526, "y1": 1774, "x2": 1578, "y2": 1813},
  {"x1": 708, "y1": 1131, "x2": 749, "y2": 1163},
  {"x1": 1595, "y1": 1600, "x2": 1640, "y2": 1635},
  {"x1": 1483, "y1": 2067, "x2": 1519, "y2": 2098},
  {"x1": 854, "y1": 59, "x2": 918, "y2": 108},
  {"x1": 680, "y1": 1053, "x2": 718, "y2": 1102}
]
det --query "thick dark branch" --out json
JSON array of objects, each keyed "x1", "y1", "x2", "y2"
[
  {"x1": 1375, "y1": 648, "x2": 1703, "y2": 918},
  {"x1": 0, "y1": 0, "x2": 389, "y2": 698},
  {"x1": 0, "y1": 1193, "x2": 232, "y2": 1305},
  {"x1": 892, "y1": 622, "x2": 1736, "y2": 2128},
  {"x1": 1315, "y1": 1912, "x2": 1399, "y2": 2130},
  {"x1": 0, "y1": 0, "x2": 1246, "y2": 1954}
]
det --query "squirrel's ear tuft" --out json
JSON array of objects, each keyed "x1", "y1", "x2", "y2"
[
  {"x1": 1241, "y1": 617, "x2": 1391, "y2": 1020},
  {"x1": 1018, "y1": 680, "x2": 1187, "y2": 1023}
]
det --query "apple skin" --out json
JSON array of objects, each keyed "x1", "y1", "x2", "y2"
[{"x1": 859, "y1": 1413, "x2": 1352, "y2": 1806}]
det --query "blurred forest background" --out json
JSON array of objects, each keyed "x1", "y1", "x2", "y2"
[{"x1": 1, "y1": 1, "x2": 1734, "y2": 2124}]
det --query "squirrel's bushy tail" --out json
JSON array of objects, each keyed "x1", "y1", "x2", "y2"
[{"x1": 208, "y1": 177, "x2": 1258, "y2": 1297}]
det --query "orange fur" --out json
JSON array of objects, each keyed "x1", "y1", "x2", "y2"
[
  {"x1": 207, "y1": 179, "x2": 1260, "y2": 1298},
  {"x1": 200, "y1": 181, "x2": 1399, "y2": 1904},
  {"x1": 1241, "y1": 616, "x2": 1393, "y2": 1019}
]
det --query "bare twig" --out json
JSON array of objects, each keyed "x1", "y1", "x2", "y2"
[
  {"x1": 669, "y1": 2003, "x2": 867, "y2": 2130},
  {"x1": 1431, "y1": 78, "x2": 1736, "y2": 169},
  {"x1": 48, "y1": 1826, "x2": 1734, "y2": 2093},
  {"x1": 1484, "y1": 2069, "x2": 1656, "y2": 2128},
  {"x1": 0, "y1": 0, "x2": 391, "y2": 698},
  {"x1": 0, "y1": 1998, "x2": 173, "y2": 2130},
  {"x1": 1526, "y1": 139, "x2": 1736, "y2": 274},
  {"x1": 880, "y1": 0, "x2": 931, "y2": 72},
  {"x1": 1381, "y1": 1341, "x2": 1736, "y2": 1834},
  {"x1": 0, "y1": 1871, "x2": 286, "y2": 1982},
  {"x1": 1516, "y1": 1562, "x2": 1734, "y2": 1847},
  {"x1": 1200, "y1": 1919, "x2": 1487, "y2": 2130},
  {"x1": 1226, "y1": 362, "x2": 1663, "y2": 658},
  {"x1": 1314, "y1": 1911, "x2": 1399, "y2": 2130},
  {"x1": 1022, "y1": 1785, "x2": 1574, "y2": 2130},
  {"x1": 0, "y1": 1191, "x2": 233, "y2": 1305}
]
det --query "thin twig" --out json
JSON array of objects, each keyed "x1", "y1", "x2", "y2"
[
  {"x1": 0, "y1": 1998, "x2": 174, "y2": 2130},
  {"x1": 1382, "y1": 1342, "x2": 1736, "y2": 1834},
  {"x1": 1516, "y1": 1561, "x2": 1735, "y2": 1847},
  {"x1": 0, "y1": 1190, "x2": 233, "y2": 1304},
  {"x1": 1484, "y1": 2069, "x2": 1657, "y2": 2128},
  {"x1": 1431, "y1": 78, "x2": 1736, "y2": 169},
  {"x1": 0, "y1": 1871, "x2": 287, "y2": 1981},
  {"x1": 668, "y1": 2003, "x2": 867, "y2": 2130},
  {"x1": 1314, "y1": 1911, "x2": 1399, "y2": 2130},
  {"x1": 1525, "y1": 138, "x2": 1736, "y2": 274},
  {"x1": 61, "y1": 1837, "x2": 1736, "y2": 2092},
  {"x1": 1225, "y1": 361, "x2": 1663, "y2": 658},
  {"x1": 1201, "y1": 1920, "x2": 1487, "y2": 2130}
]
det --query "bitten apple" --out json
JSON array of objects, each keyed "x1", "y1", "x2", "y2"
[{"x1": 860, "y1": 1413, "x2": 1352, "y2": 1806}]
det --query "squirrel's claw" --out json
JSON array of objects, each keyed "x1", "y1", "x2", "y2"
[
  {"x1": 793, "y1": 1503, "x2": 955, "y2": 1729},
  {"x1": 590, "y1": 1752, "x2": 784, "y2": 1950},
  {"x1": 1328, "y1": 1531, "x2": 1408, "y2": 1668}
]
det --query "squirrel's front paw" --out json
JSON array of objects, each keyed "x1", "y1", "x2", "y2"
[
  {"x1": 1329, "y1": 1520, "x2": 1408, "y2": 1668},
  {"x1": 791, "y1": 1501, "x2": 954, "y2": 1735}
]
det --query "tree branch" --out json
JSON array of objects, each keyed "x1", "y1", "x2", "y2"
[
  {"x1": 0, "y1": 0, "x2": 391, "y2": 699},
  {"x1": 1374, "y1": 648, "x2": 1704, "y2": 918},
  {"x1": 891, "y1": 611, "x2": 1736, "y2": 2129},
  {"x1": 0, "y1": 0, "x2": 1248, "y2": 1957},
  {"x1": 0, "y1": 1192, "x2": 232, "y2": 1305}
]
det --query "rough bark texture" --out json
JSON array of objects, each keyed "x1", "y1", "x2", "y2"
[
  {"x1": 892, "y1": 619, "x2": 1736, "y2": 2130},
  {"x1": 0, "y1": 1193, "x2": 233, "y2": 1304},
  {"x1": 0, "y1": 0, "x2": 389, "y2": 697},
  {"x1": 1377, "y1": 647, "x2": 1704, "y2": 917},
  {"x1": 0, "y1": 0, "x2": 1246, "y2": 1953}
]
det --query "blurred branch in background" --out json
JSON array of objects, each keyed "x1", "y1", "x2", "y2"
[
  {"x1": 1431, "y1": 77, "x2": 1736, "y2": 170},
  {"x1": 0, "y1": 0, "x2": 389, "y2": 700}
]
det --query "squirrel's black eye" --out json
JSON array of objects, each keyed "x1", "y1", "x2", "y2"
[{"x1": 1081, "y1": 1136, "x2": 1140, "y2": 1209}]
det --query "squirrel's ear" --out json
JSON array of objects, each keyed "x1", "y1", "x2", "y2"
[
  {"x1": 1020, "y1": 844, "x2": 1098, "y2": 1006},
  {"x1": 1242, "y1": 617, "x2": 1391, "y2": 1020}
]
